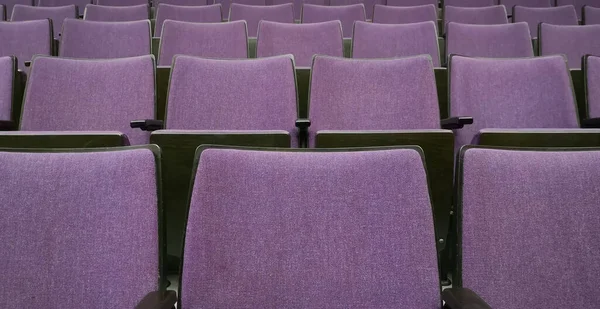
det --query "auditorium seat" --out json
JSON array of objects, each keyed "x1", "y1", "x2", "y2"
[
  {"x1": 500, "y1": 0, "x2": 552, "y2": 15},
  {"x1": 556, "y1": 0, "x2": 598, "y2": 19},
  {"x1": 443, "y1": 6, "x2": 508, "y2": 32},
  {"x1": 229, "y1": 3, "x2": 294, "y2": 37},
  {"x1": 157, "y1": 0, "x2": 207, "y2": 5},
  {"x1": 37, "y1": 0, "x2": 90, "y2": 15},
  {"x1": 512, "y1": 5, "x2": 578, "y2": 38},
  {"x1": 0, "y1": 146, "x2": 174, "y2": 308},
  {"x1": 352, "y1": 21, "x2": 440, "y2": 66},
  {"x1": 372, "y1": 4, "x2": 437, "y2": 30},
  {"x1": 583, "y1": 5, "x2": 600, "y2": 24},
  {"x1": 539, "y1": 23, "x2": 600, "y2": 69},
  {"x1": 11, "y1": 4, "x2": 77, "y2": 39},
  {"x1": 301, "y1": 3, "x2": 365, "y2": 38},
  {"x1": 387, "y1": 0, "x2": 437, "y2": 7},
  {"x1": 0, "y1": 56, "x2": 16, "y2": 125},
  {"x1": 60, "y1": 19, "x2": 151, "y2": 59},
  {"x1": 256, "y1": 20, "x2": 343, "y2": 67},
  {"x1": 330, "y1": 0, "x2": 381, "y2": 20},
  {"x1": 0, "y1": 20, "x2": 53, "y2": 71},
  {"x1": 154, "y1": 3, "x2": 222, "y2": 37},
  {"x1": 2, "y1": 0, "x2": 32, "y2": 20},
  {"x1": 584, "y1": 55, "x2": 600, "y2": 118},
  {"x1": 95, "y1": 0, "x2": 148, "y2": 5},
  {"x1": 444, "y1": 0, "x2": 495, "y2": 7},
  {"x1": 84, "y1": 4, "x2": 150, "y2": 21}
]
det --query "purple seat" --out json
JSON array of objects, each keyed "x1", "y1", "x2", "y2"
[
  {"x1": 372, "y1": 4, "x2": 438, "y2": 29},
  {"x1": 583, "y1": 5, "x2": 600, "y2": 24},
  {"x1": 0, "y1": 20, "x2": 52, "y2": 71},
  {"x1": 386, "y1": 0, "x2": 437, "y2": 7},
  {"x1": 0, "y1": 56, "x2": 15, "y2": 121},
  {"x1": 457, "y1": 147, "x2": 600, "y2": 308},
  {"x1": 539, "y1": 24, "x2": 600, "y2": 69},
  {"x1": 37, "y1": 0, "x2": 90, "y2": 13},
  {"x1": 449, "y1": 55, "x2": 579, "y2": 150},
  {"x1": 84, "y1": 4, "x2": 150, "y2": 21},
  {"x1": 444, "y1": 0, "x2": 495, "y2": 7},
  {"x1": 352, "y1": 21, "x2": 440, "y2": 66},
  {"x1": 513, "y1": 5, "x2": 578, "y2": 37},
  {"x1": 301, "y1": 3, "x2": 365, "y2": 38},
  {"x1": 158, "y1": 20, "x2": 247, "y2": 66},
  {"x1": 330, "y1": 0, "x2": 383, "y2": 21},
  {"x1": 11, "y1": 4, "x2": 77, "y2": 38},
  {"x1": 0, "y1": 146, "x2": 165, "y2": 308},
  {"x1": 2, "y1": 0, "x2": 33, "y2": 20},
  {"x1": 585, "y1": 55, "x2": 600, "y2": 117},
  {"x1": 444, "y1": 5, "x2": 508, "y2": 30},
  {"x1": 158, "y1": 0, "x2": 207, "y2": 5},
  {"x1": 154, "y1": 3, "x2": 222, "y2": 36},
  {"x1": 500, "y1": 0, "x2": 552, "y2": 14},
  {"x1": 59, "y1": 19, "x2": 151, "y2": 59},
  {"x1": 557, "y1": 0, "x2": 598, "y2": 19},
  {"x1": 229, "y1": 3, "x2": 294, "y2": 37},
  {"x1": 181, "y1": 147, "x2": 440, "y2": 308},
  {"x1": 256, "y1": 20, "x2": 343, "y2": 67},
  {"x1": 94, "y1": 0, "x2": 149, "y2": 5},
  {"x1": 21, "y1": 55, "x2": 155, "y2": 144},
  {"x1": 446, "y1": 22, "x2": 533, "y2": 59}
]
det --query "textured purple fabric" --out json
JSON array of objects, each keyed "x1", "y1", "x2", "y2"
[
  {"x1": 309, "y1": 55, "x2": 440, "y2": 147},
  {"x1": 352, "y1": 21, "x2": 440, "y2": 66},
  {"x1": 229, "y1": 3, "x2": 294, "y2": 37},
  {"x1": 0, "y1": 56, "x2": 14, "y2": 120},
  {"x1": 37, "y1": 0, "x2": 90, "y2": 12},
  {"x1": 159, "y1": 0, "x2": 207, "y2": 5},
  {"x1": 500, "y1": 0, "x2": 551, "y2": 13},
  {"x1": 154, "y1": 3, "x2": 222, "y2": 36},
  {"x1": 586, "y1": 55, "x2": 600, "y2": 117},
  {"x1": 444, "y1": 5, "x2": 508, "y2": 29},
  {"x1": 444, "y1": 0, "x2": 495, "y2": 7},
  {"x1": 372, "y1": 4, "x2": 437, "y2": 29},
  {"x1": 386, "y1": 0, "x2": 437, "y2": 7},
  {"x1": 301, "y1": 3, "x2": 365, "y2": 38},
  {"x1": 446, "y1": 22, "x2": 533, "y2": 58},
  {"x1": 0, "y1": 148, "x2": 159, "y2": 308},
  {"x1": 557, "y1": 0, "x2": 599, "y2": 18},
  {"x1": 181, "y1": 148, "x2": 440, "y2": 308},
  {"x1": 449, "y1": 55, "x2": 578, "y2": 150},
  {"x1": 460, "y1": 148, "x2": 600, "y2": 309},
  {"x1": 59, "y1": 19, "x2": 151, "y2": 58},
  {"x1": 158, "y1": 20, "x2": 247, "y2": 66},
  {"x1": 256, "y1": 20, "x2": 343, "y2": 67},
  {"x1": 329, "y1": 0, "x2": 383, "y2": 20},
  {"x1": 0, "y1": 19, "x2": 52, "y2": 71},
  {"x1": 2, "y1": 0, "x2": 33, "y2": 20},
  {"x1": 584, "y1": 5, "x2": 600, "y2": 24},
  {"x1": 84, "y1": 4, "x2": 149, "y2": 21},
  {"x1": 11, "y1": 4, "x2": 77, "y2": 38},
  {"x1": 95, "y1": 0, "x2": 149, "y2": 5},
  {"x1": 513, "y1": 5, "x2": 578, "y2": 37},
  {"x1": 22, "y1": 55, "x2": 155, "y2": 144},
  {"x1": 539, "y1": 24, "x2": 600, "y2": 69}
]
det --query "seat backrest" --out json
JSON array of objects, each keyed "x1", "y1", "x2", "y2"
[
  {"x1": 539, "y1": 23, "x2": 600, "y2": 69},
  {"x1": 458, "y1": 147, "x2": 600, "y2": 308},
  {"x1": 446, "y1": 22, "x2": 533, "y2": 59},
  {"x1": 229, "y1": 3, "x2": 294, "y2": 37},
  {"x1": 95, "y1": 0, "x2": 149, "y2": 5},
  {"x1": 21, "y1": 55, "x2": 155, "y2": 145},
  {"x1": 444, "y1": 0, "x2": 495, "y2": 7},
  {"x1": 513, "y1": 5, "x2": 578, "y2": 37},
  {"x1": 585, "y1": 55, "x2": 600, "y2": 117},
  {"x1": 583, "y1": 5, "x2": 600, "y2": 24},
  {"x1": 0, "y1": 19, "x2": 52, "y2": 71},
  {"x1": 444, "y1": 5, "x2": 508, "y2": 30},
  {"x1": 372, "y1": 4, "x2": 438, "y2": 30},
  {"x1": 500, "y1": 0, "x2": 552, "y2": 13},
  {"x1": 0, "y1": 56, "x2": 15, "y2": 121},
  {"x1": 11, "y1": 4, "x2": 77, "y2": 38},
  {"x1": 301, "y1": 3, "x2": 365, "y2": 38},
  {"x1": 449, "y1": 55, "x2": 578, "y2": 150},
  {"x1": 158, "y1": 20, "x2": 247, "y2": 66},
  {"x1": 2, "y1": 0, "x2": 33, "y2": 20},
  {"x1": 556, "y1": 0, "x2": 598, "y2": 18},
  {"x1": 0, "y1": 146, "x2": 161, "y2": 308},
  {"x1": 386, "y1": 0, "x2": 437, "y2": 7},
  {"x1": 181, "y1": 147, "x2": 440, "y2": 308},
  {"x1": 154, "y1": 3, "x2": 222, "y2": 36},
  {"x1": 352, "y1": 21, "x2": 440, "y2": 66},
  {"x1": 59, "y1": 19, "x2": 151, "y2": 58},
  {"x1": 158, "y1": 0, "x2": 208, "y2": 5},
  {"x1": 329, "y1": 0, "x2": 382, "y2": 20},
  {"x1": 309, "y1": 55, "x2": 440, "y2": 147},
  {"x1": 84, "y1": 4, "x2": 150, "y2": 21},
  {"x1": 37, "y1": 0, "x2": 90, "y2": 12}
]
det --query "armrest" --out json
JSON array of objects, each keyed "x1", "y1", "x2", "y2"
[
  {"x1": 131, "y1": 119, "x2": 164, "y2": 131},
  {"x1": 441, "y1": 117, "x2": 473, "y2": 130},
  {"x1": 135, "y1": 290, "x2": 177, "y2": 309},
  {"x1": 442, "y1": 287, "x2": 492, "y2": 309},
  {"x1": 295, "y1": 118, "x2": 311, "y2": 148},
  {"x1": 0, "y1": 120, "x2": 16, "y2": 131},
  {"x1": 581, "y1": 117, "x2": 600, "y2": 128}
]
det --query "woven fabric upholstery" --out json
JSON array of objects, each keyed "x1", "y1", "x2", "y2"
[
  {"x1": 2, "y1": 0, "x2": 33, "y2": 20},
  {"x1": 38, "y1": 0, "x2": 90, "y2": 11},
  {"x1": 513, "y1": 5, "x2": 578, "y2": 37},
  {"x1": 539, "y1": 23, "x2": 600, "y2": 69},
  {"x1": 59, "y1": 19, "x2": 151, "y2": 58},
  {"x1": 158, "y1": 20, "x2": 247, "y2": 66},
  {"x1": 586, "y1": 55, "x2": 600, "y2": 117},
  {"x1": 0, "y1": 56, "x2": 14, "y2": 121},
  {"x1": 444, "y1": 6, "x2": 508, "y2": 30},
  {"x1": 329, "y1": 0, "x2": 382, "y2": 20},
  {"x1": 229, "y1": 3, "x2": 294, "y2": 37},
  {"x1": 95, "y1": 0, "x2": 149, "y2": 5},
  {"x1": 84, "y1": 4, "x2": 149, "y2": 21},
  {"x1": 0, "y1": 148, "x2": 159, "y2": 308},
  {"x1": 460, "y1": 148, "x2": 600, "y2": 309},
  {"x1": 11, "y1": 4, "x2": 77, "y2": 38},
  {"x1": 387, "y1": 0, "x2": 437, "y2": 6},
  {"x1": 21, "y1": 55, "x2": 155, "y2": 145},
  {"x1": 446, "y1": 22, "x2": 533, "y2": 58},
  {"x1": 372, "y1": 4, "x2": 437, "y2": 29},
  {"x1": 352, "y1": 21, "x2": 440, "y2": 66},
  {"x1": 256, "y1": 20, "x2": 343, "y2": 67},
  {"x1": 309, "y1": 55, "x2": 440, "y2": 147},
  {"x1": 500, "y1": 0, "x2": 552, "y2": 12},
  {"x1": 557, "y1": 0, "x2": 599, "y2": 18},
  {"x1": 154, "y1": 3, "x2": 222, "y2": 36},
  {"x1": 444, "y1": 0, "x2": 495, "y2": 7},
  {"x1": 449, "y1": 55, "x2": 578, "y2": 150},
  {"x1": 181, "y1": 148, "x2": 440, "y2": 308},
  {"x1": 301, "y1": 3, "x2": 365, "y2": 38},
  {"x1": 158, "y1": 0, "x2": 207, "y2": 5},
  {"x1": 584, "y1": 5, "x2": 600, "y2": 24},
  {"x1": 0, "y1": 20, "x2": 52, "y2": 71}
]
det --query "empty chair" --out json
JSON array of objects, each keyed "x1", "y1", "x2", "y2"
[
  {"x1": 513, "y1": 5, "x2": 578, "y2": 37},
  {"x1": 60, "y1": 19, "x2": 151, "y2": 59},
  {"x1": 256, "y1": 20, "x2": 343, "y2": 67},
  {"x1": 0, "y1": 56, "x2": 15, "y2": 122},
  {"x1": 37, "y1": 0, "x2": 90, "y2": 13},
  {"x1": 446, "y1": 22, "x2": 533, "y2": 60},
  {"x1": 585, "y1": 55, "x2": 600, "y2": 117},
  {"x1": 0, "y1": 20, "x2": 53, "y2": 71},
  {"x1": 2, "y1": 0, "x2": 33, "y2": 20},
  {"x1": 11, "y1": 4, "x2": 77, "y2": 39},
  {"x1": 372, "y1": 4, "x2": 438, "y2": 28},
  {"x1": 444, "y1": 6, "x2": 508, "y2": 30},
  {"x1": 443, "y1": 0, "x2": 495, "y2": 7},
  {"x1": 583, "y1": 5, "x2": 600, "y2": 24},
  {"x1": 539, "y1": 23, "x2": 600, "y2": 69},
  {"x1": 386, "y1": 0, "x2": 437, "y2": 7},
  {"x1": 229, "y1": 3, "x2": 294, "y2": 37},
  {"x1": 154, "y1": 3, "x2": 222, "y2": 36},
  {"x1": 301, "y1": 3, "x2": 365, "y2": 38},
  {"x1": 84, "y1": 4, "x2": 150, "y2": 21},
  {"x1": 330, "y1": 0, "x2": 382, "y2": 20},
  {"x1": 158, "y1": 0, "x2": 208, "y2": 5},
  {"x1": 352, "y1": 21, "x2": 441, "y2": 66},
  {"x1": 94, "y1": 0, "x2": 149, "y2": 5},
  {"x1": 557, "y1": 0, "x2": 598, "y2": 19},
  {"x1": 158, "y1": 20, "x2": 247, "y2": 66},
  {"x1": 500, "y1": 0, "x2": 552, "y2": 14}
]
